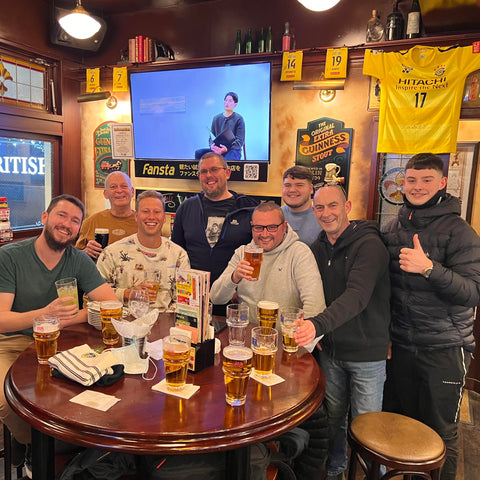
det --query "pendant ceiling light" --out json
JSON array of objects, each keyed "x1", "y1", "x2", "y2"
[
  {"x1": 58, "y1": 0, "x2": 101, "y2": 40},
  {"x1": 297, "y1": 0, "x2": 341, "y2": 12}
]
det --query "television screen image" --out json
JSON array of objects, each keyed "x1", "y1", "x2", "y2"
[{"x1": 130, "y1": 62, "x2": 271, "y2": 162}]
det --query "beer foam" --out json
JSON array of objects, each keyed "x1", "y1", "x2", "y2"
[
  {"x1": 95, "y1": 228, "x2": 109, "y2": 234},
  {"x1": 35, "y1": 323, "x2": 58, "y2": 333},
  {"x1": 223, "y1": 345, "x2": 253, "y2": 360},
  {"x1": 257, "y1": 300, "x2": 279, "y2": 309}
]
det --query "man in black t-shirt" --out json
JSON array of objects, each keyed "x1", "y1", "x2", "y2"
[{"x1": 171, "y1": 153, "x2": 257, "y2": 313}]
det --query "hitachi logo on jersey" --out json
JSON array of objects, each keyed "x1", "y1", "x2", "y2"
[{"x1": 397, "y1": 77, "x2": 447, "y2": 86}]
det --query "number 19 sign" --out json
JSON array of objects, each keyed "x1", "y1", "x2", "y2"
[{"x1": 325, "y1": 47, "x2": 348, "y2": 79}]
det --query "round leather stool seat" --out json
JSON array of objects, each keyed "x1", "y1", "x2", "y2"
[{"x1": 347, "y1": 412, "x2": 446, "y2": 480}]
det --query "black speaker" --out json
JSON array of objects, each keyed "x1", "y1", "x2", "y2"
[{"x1": 50, "y1": 5, "x2": 107, "y2": 52}]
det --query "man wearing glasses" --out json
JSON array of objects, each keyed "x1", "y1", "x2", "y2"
[
  {"x1": 171, "y1": 153, "x2": 257, "y2": 313},
  {"x1": 210, "y1": 201, "x2": 325, "y2": 326}
]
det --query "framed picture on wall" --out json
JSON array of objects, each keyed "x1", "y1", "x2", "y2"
[
  {"x1": 367, "y1": 76, "x2": 381, "y2": 111},
  {"x1": 446, "y1": 142, "x2": 479, "y2": 222}
]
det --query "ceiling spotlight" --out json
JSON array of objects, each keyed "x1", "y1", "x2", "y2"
[
  {"x1": 77, "y1": 91, "x2": 111, "y2": 103},
  {"x1": 297, "y1": 0, "x2": 341, "y2": 12},
  {"x1": 59, "y1": 0, "x2": 101, "y2": 40}
]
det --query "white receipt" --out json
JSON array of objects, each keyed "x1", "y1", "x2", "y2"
[{"x1": 69, "y1": 390, "x2": 121, "y2": 411}]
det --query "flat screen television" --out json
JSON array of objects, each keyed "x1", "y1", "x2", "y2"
[{"x1": 129, "y1": 62, "x2": 271, "y2": 162}]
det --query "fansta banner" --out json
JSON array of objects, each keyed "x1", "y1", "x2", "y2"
[{"x1": 296, "y1": 117, "x2": 353, "y2": 193}]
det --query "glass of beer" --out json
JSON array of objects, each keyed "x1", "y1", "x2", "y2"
[
  {"x1": 144, "y1": 270, "x2": 161, "y2": 304},
  {"x1": 251, "y1": 326, "x2": 278, "y2": 378},
  {"x1": 222, "y1": 345, "x2": 253, "y2": 406},
  {"x1": 244, "y1": 245, "x2": 263, "y2": 281},
  {"x1": 280, "y1": 307, "x2": 304, "y2": 353},
  {"x1": 257, "y1": 300, "x2": 279, "y2": 330},
  {"x1": 163, "y1": 334, "x2": 191, "y2": 390},
  {"x1": 100, "y1": 300, "x2": 123, "y2": 346},
  {"x1": 55, "y1": 277, "x2": 79, "y2": 315},
  {"x1": 94, "y1": 228, "x2": 109, "y2": 248},
  {"x1": 226, "y1": 303, "x2": 249, "y2": 346},
  {"x1": 33, "y1": 315, "x2": 60, "y2": 364}
]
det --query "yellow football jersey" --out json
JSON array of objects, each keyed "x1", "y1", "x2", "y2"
[{"x1": 363, "y1": 45, "x2": 480, "y2": 153}]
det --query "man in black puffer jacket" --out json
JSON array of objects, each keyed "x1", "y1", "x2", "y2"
[{"x1": 382, "y1": 153, "x2": 480, "y2": 480}]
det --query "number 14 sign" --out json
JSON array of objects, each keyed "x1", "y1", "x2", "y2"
[{"x1": 325, "y1": 48, "x2": 348, "y2": 79}]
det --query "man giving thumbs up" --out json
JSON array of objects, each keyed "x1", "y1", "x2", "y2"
[{"x1": 382, "y1": 153, "x2": 480, "y2": 480}]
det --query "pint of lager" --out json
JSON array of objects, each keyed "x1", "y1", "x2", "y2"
[
  {"x1": 257, "y1": 300, "x2": 279, "y2": 329},
  {"x1": 222, "y1": 345, "x2": 253, "y2": 406},
  {"x1": 144, "y1": 270, "x2": 161, "y2": 303},
  {"x1": 280, "y1": 307, "x2": 304, "y2": 353},
  {"x1": 251, "y1": 326, "x2": 278, "y2": 378},
  {"x1": 94, "y1": 228, "x2": 109, "y2": 248},
  {"x1": 33, "y1": 315, "x2": 60, "y2": 364},
  {"x1": 100, "y1": 300, "x2": 123, "y2": 346},
  {"x1": 244, "y1": 245, "x2": 263, "y2": 281},
  {"x1": 163, "y1": 334, "x2": 191, "y2": 390}
]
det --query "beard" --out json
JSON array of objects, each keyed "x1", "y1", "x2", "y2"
[{"x1": 44, "y1": 225, "x2": 73, "y2": 252}]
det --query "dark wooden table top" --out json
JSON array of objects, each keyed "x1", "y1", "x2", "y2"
[{"x1": 5, "y1": 313, "x2": 325, "y2": 454}]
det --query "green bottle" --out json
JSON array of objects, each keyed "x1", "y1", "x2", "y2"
[
  {"x1": 257, "y1": 27, "x2": 265, "y2": 53},
  {"x1": 234, "y1": 29, "x2": 242, "y2": 55},
  {"x1": 245, "y1": 28, "x2": 252, "y2": 54},
  {"x1": 265, "y1": 26, "x2": 273, "y2": 53}
]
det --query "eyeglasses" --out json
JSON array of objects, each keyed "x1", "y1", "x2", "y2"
[
  {"x1": 251, "y1": 223, "x2": 283, "y2": 233},
  {"x1": 197, "y1": 167, "x2": 226, "y2": 176}
]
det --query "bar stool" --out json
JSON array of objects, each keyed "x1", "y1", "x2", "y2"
[{"x1": 347, "y1": 412, "x2": 446, "y2": 480}]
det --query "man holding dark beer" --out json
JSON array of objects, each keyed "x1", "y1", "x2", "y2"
[
  {"x1": 210, "y1": 201, "x2": 325, "y2": 325},
  {"x1": 76, "y1": 171, "x2": 138, "y2": 260},
  {"x1": 0, "y1": 194, "x2": 117, "y2": 474}
]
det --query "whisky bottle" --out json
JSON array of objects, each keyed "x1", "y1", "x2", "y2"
[{"x1": 366, "y1": 10, "x2": 384, "y2": 43}]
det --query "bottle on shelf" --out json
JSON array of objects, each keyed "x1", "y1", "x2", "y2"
[
  {"x1": 282, "y1": 22, "x2": 291, "y2": 51},
  {"x1": 366, "y1": 10, "x2": 385, "y2": 43},
  {"x1": 234, "y1": 29, "x2": 242, "y2": 55},
  {"x1": 257, "y1": 27, "x2": 265, "y2": 53},
  {"x1": 245, "y1": 28, "x2": 253, "y2": 54},
  {"x1": 265, "y1": 26, "x2": 273, "y2": 53},
  {"x1": 385, "y1": 0, "x2": 405, "y2": 41},
  {"x1": 406, "y1": 0, "x2": 422, "y2": 39}
]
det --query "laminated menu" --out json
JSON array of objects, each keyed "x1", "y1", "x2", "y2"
[{"x1": 175, "y1": 268, "x2": 210, "y2": 344}]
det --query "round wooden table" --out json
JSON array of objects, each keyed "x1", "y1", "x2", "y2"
[{"x1": 5, "y1": 313, "x2": 325, "y2": 479}]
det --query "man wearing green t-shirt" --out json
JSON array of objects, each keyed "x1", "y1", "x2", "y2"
[{"x1": 0, "y1": 194, "x2": 117, "y2": 474}]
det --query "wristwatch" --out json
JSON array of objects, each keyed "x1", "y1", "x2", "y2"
[{"x1": 422, "y1": 265, "x2": 433, "y2": 279}]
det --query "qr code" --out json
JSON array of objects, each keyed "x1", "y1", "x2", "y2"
[{"x1": 243, "y1": 163, "x2": 259, "y2": 181}]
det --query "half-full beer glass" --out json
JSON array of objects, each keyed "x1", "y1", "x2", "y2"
[
  {"x1": 280, "y1": 307, "x2": 304, "y2": 353},
  {"x1": 33, "y1": 315, "x2": 60, "y2": 364},
  {"x1": 222, "y1": 345, "x2": 253, "y2": 406},
  {"x1": 251, "y1": 326, "x2": 278, "y2": 378},
  {"x1": 163, "y1": 334, "x2": 191, "y2": 390},
  {"x1": 100, "y1": 300, "x2": 123, "y2": 346},
  {"x1": 257, "y1": 300, "x2": 279, "y2": 330}
]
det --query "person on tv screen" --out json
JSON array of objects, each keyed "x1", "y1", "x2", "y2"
[{"x1": 195, "y1": 92, "x2": 245, "y2": 161}]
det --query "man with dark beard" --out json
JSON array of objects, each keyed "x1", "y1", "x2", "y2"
[{"x1": 0, "y1": 194, "x2": 117, "y2": 474}]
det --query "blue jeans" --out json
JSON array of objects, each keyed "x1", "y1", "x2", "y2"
[{"x1": 318, "y1": 351, "x2": 386, "y2": 476}]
